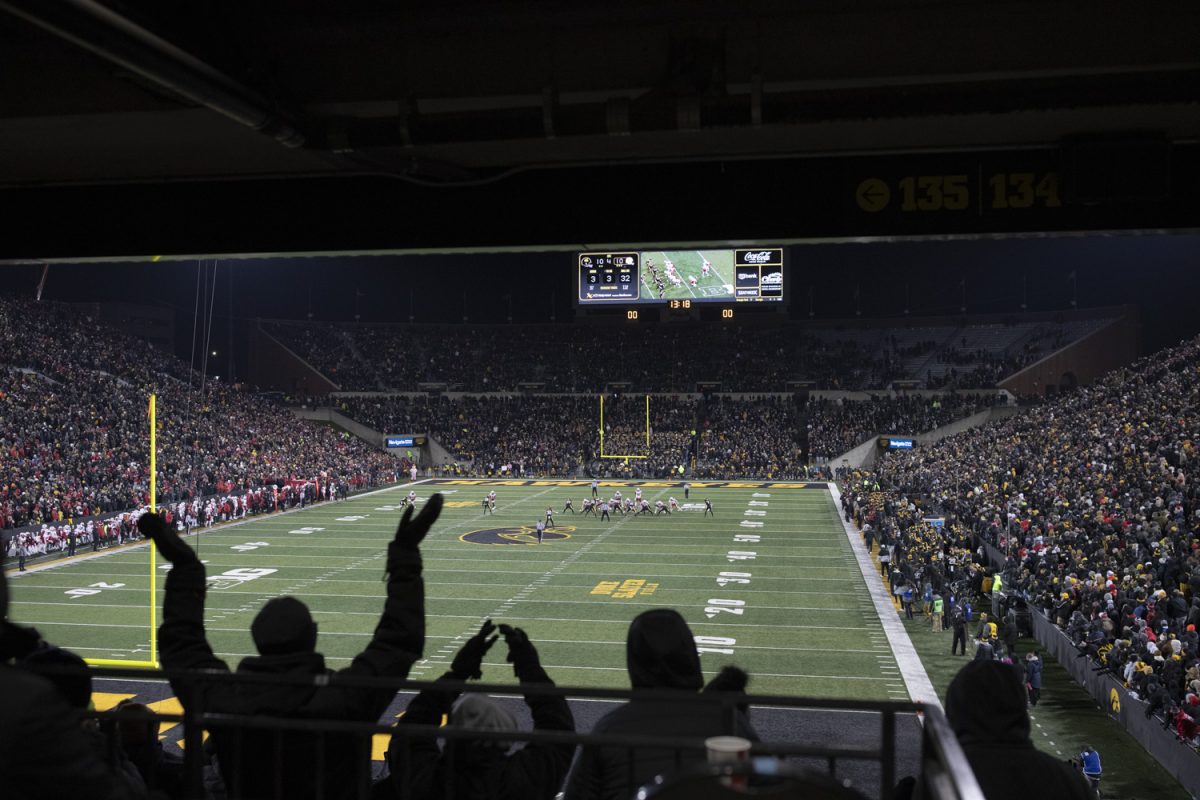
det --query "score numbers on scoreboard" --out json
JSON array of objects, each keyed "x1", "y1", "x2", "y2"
[{"x1": 578, "y1": 252, "x2": 640, "y2": 303}]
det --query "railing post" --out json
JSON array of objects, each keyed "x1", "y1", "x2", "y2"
[
  {"x1": 881, "y1": 708, "x2": 896, "y2": 800},
  {"x1": 183, "y1": 684, "x2": 206, "y2": 800}
]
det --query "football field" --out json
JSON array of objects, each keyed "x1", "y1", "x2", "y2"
[
  {"x1": 640, "y1": 250, "x2": 735, "y2": 301},
  {"x1": 6, "y1": 480, "x2": 907, "y2": 700}
]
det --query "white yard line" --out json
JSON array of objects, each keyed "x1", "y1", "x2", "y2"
[{"x1": 826, "y1": 482, "x2": 940, "y2": 711}]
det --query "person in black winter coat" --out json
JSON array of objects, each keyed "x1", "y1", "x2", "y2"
[
  {"x1": 381, "y1": 620, "x2": 575, "y2": 800},
  {"x1": 943, "y1": 660, "x2": 1091, "y2": 800},
  {"x1": 0, "y1": 566, "x2": 147, "y2": 800},
  {"x1": 562, "y1": 609, "x2": 757, "y2": 800},
  {"x1": 140, "y1": 494, "x2": 444, "y2": 800},
  {"x1": 1023, "y1": 652, "x2": 1042, "y2": 707}
]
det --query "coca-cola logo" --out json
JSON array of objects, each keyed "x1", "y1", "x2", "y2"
[{"x1": 743, "y1": 251, "x2": 774, "y2": 263}]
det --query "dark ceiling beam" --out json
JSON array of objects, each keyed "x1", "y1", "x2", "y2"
[{"x1": 0, "y1": 0, "x2": 309, "y2": 148}]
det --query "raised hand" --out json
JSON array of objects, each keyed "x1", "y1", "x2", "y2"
[
  {"x1": 498, "y1": 623, "x2": 541, "y2": 675},
  {"x1": 388, "y1": 493, "x2": 444, "y2": 561},
  {"x1": 450, "y1": 619, "x2": 499, "y2": 680},
  {"x1": 138, "y1": 512, "x2": 198, "y2": 565}
]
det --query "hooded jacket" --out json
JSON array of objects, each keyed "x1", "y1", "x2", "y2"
[
  {"x1": 944, "y1": 661, "x2": 1091, "y2": 800},
  {"x1": 562, "y1": 609, "x2": 756, "y2": 800},
  {"x1": 383, "y1": 656, "x2": 575, "y2": 799},
  {"x1": 157, "y1": 545, "x2": 424, "y2": 800}
]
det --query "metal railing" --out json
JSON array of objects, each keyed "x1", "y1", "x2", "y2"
[{"x1": 46, "y1": 665, "x2": 989, "y2": 800}]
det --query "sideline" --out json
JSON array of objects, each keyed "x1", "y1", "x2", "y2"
[
  {"x1": 5, "y1": 480, "x2": 427, "y2": 577},
  {"x1": 827, "y1": 482, "x2": 940, "y2": 711}
]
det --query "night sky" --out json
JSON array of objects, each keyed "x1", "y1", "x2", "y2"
[{"x1": 3, "y1": 233, "x2": 1197, "y2": 379}]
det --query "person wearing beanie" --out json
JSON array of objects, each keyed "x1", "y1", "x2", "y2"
[
  {"x1": 563, "y1": 609, "x2": 757, "y2": 800},
  {"x1": 383, "y1": 620, "x2": 575, "y2": 799},
  {"x1": 140, "y1": 494, "x2": 444, "y2": 800},
  {"x1": 941, "y1": 660, "x2": 1091, "y2": 799},
  {"x1": 0, "y1": 561, "x2": 147, "y2": 799}
]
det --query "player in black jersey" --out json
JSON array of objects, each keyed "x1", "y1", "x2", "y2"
[
  {"x1": 704, "y1": 498, "x2": 714, "y2": 516},
  {"x1": 562, "y1": 498, "x2": 575, "y2": 514},
  {"x1": 545, "y1": 507, "x2": 556, "y2": 528}
]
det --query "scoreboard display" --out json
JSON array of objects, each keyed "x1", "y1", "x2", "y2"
[{"x1": 577, "y1": 247, "x2": 783, "y2": 306}]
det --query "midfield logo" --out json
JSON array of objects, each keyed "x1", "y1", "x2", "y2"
[{"x1": 460, "y1": 526, "x2": 574, "y2": 545}]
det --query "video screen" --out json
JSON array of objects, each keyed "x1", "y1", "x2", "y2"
[{"x1": 577, "y1": 247, "x2": 783, "y2": 305}]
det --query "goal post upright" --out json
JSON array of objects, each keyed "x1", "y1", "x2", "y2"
[
  {"x1": 149, "y1": 393, "x2": 158, "y2": 666},
  {"x1": 85, "y1": 392, "x2": 159, "y2": 669}
]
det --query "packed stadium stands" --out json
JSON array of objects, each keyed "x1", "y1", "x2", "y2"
[
  {"x1": 264, "y1": 314, "x2": 1114, "y2": 393},
  {"x1": 0, "y1": 297, "x2": 400, "y2": 535},
  {"x1": 844, "y1": 333, "x2": 1200, "y2": 737}
]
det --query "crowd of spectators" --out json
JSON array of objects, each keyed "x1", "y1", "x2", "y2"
[
  {"x1": 264, "y1": 321, "x2": 951, "y2": 392},
  {"x1": 848, "y1": 334, "x2": 1200, "y2": 743},
  {"x1": 695, "y1": 396, "x2": 803, "y2": 479},
  {"x1": 806, "y1": 393, "x2": 991, "y2": 462},
  {"x1": 0, "y1": 297, "x2": 400, "y2": 538}
]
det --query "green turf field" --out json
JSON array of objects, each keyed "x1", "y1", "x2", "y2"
[
  {"x1": 5, "y1": 480, "x2": 908, "y2": 700},
  {"x1": 640, "y1": 250, "x2": 735, "y2": 301}
]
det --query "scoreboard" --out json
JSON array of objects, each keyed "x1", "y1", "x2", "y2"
[{"x1": 577, "y1": 247, "x2": 784, "y2": 306}]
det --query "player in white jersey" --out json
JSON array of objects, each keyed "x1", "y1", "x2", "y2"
[
  {"x1": 581, "y1": 498, "x2": 594, "y2": 516},
  {"x1": 623, "y1": 498, "x2": 635, "y2": 515},
  {"x1": 406, "y1": 490, "x2": 418, "y2": 507},
  {"x1": 634, "y1": 488, "x2": 643, "y2": 503},
  {"x1": 688, "y1": 275, "x2": 697, "y2": 287},
  {"x1": 702, "y1": 259, "x2": 711, "y2": 276},
  {"x1": 668, "y1": 497, "x2": 680, "y2": 512},
  {"x1": 487, "y1": 490, "x2": 497, "y2": 505}
]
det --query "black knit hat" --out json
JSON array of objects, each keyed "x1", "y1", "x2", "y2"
[{"x1": 251, "y1": 596, "x2": 317, "y2": 655}]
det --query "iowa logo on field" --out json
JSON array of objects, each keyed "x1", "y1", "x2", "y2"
[{"x1": 460, "y1": 526, "x2": 574, "y2": 546}]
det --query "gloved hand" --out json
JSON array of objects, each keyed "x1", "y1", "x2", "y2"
[
  {"x1": 138, "y1": 512, "x2": 198, "y2": 565},
  {"x1": 387, "y1": 493, "x2": 444, "y2": 569},
  {"x1": 702, "y1": 665, "x2": 749, "y2": 694},
  {"x1": 499, "y1": 624, "x2": 540, "y2": 676},
  {"x1": 450, "y1": 619, "x2": 499, "y2": 680}
]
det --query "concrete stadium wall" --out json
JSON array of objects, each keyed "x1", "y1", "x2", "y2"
[
  {"x1": 827, "y1": 405, "x2": 1020, "y2": 469},
  {"x1": 1000, "y1": 312, "x2": 1140, "y2": 396},
  {"x1": 292, "y1": 407, "x2": 387, "y2": 449},
  {"x1": 247, "y1": 324, "x2": 339, "y2": 395}
]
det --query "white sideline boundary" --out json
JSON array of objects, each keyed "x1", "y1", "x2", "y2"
[{"x1": 827, "y1": 482, "x2": 941, "y2": 712}]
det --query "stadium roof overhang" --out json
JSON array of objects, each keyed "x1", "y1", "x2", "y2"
[{"x1": 1, "y1": 1, "x2": 1198, "y2": 257}]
